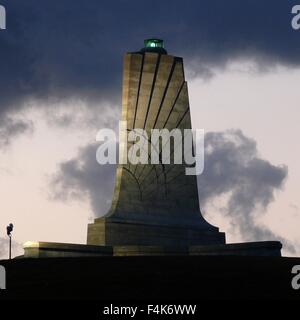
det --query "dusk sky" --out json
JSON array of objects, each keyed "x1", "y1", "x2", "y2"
[{"x1": 1, "y1": 0, "x2": 300, "y2": 258}]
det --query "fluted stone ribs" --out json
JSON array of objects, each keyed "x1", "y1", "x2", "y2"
[{"x1": 110, "y1": 52, "x2": 199, "y2": 222}]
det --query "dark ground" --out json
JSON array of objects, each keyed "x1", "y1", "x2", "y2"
[{"x1": 0, "y1": 255, "x2": 300, "y2": 300}]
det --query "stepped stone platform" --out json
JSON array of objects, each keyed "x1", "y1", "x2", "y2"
[{"x1": 22, "y1": 241, "x2": 282, "y2": 258}]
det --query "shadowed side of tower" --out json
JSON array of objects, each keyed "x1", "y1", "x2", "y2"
[{"x1": 87, "y1": 39, "x2": 226, "y2": 247}]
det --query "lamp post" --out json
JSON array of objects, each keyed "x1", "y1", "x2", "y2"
[{"x1": 6, "y1": 223, "x2": 13, "y2": 260}]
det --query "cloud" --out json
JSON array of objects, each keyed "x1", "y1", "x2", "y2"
[
  {"x1": 198, "y1": 130, "x2": 296, "y2": 253},
  {"x1": 1, "y1": 0, "x2": 299, "y2": 146},
  {"x1": 43, "y1": 100, "x2": 119, "y2": 131},
  {"x1": 49, "y1": 129, "x2": 296, "y2": 252},
  {"x1": 1, "y1": 0, "x2": 300, "y2": 117},
  {"x1": 50, "y1": 143, "x2": 116, "y2": 217},
  {"x1": 0, "y1": 114, "x2": 33, "y2": 148}
]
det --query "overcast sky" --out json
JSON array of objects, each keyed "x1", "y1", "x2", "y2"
[{"x1": 0, "y1": 1, "x2": 300, "y2": 258}]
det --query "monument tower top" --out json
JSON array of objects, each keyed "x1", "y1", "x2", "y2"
[{"x1": 141, "y1": 38, "x2": 167, "y2": 54}]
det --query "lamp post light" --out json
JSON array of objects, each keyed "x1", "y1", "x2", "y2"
[{"x1": 6, "y1": 223, "x2": 13, "y2": 260}]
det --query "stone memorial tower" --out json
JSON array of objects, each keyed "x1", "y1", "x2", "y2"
[{"x1": 87, "y1": 39, "x2": 225, "y2": 248}]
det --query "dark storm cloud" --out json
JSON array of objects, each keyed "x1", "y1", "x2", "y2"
[
  {"x1": 1, "y1": 0, "x2": 300, "y2": 117},
  {"x1": 0, "y1": 115, "x2": 33, "y2": 147},
  {"x1": 50, "y1": 129, "x2": 296, "y2": 252},
  {"x1": 198, "y1": 130, "x2": 296, "y2": 253},
  {"x1": 50, "y1": 143, "x2": 116, "y2": 217}
]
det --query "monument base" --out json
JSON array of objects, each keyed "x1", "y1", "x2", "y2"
[
  {"x1": 87, "y1": 218, "x2": 226, "y2": 247},
  {"x1": 23, "y1": 241, "x2": 282, "y2": 258}
]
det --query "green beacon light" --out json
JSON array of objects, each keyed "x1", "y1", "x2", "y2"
[
  {"x1": 142, "y1": 39, "x2": 167, "y2": 54},
  {"x1": 144, "y1": 39, "x2": 164, "y2": 48}
]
